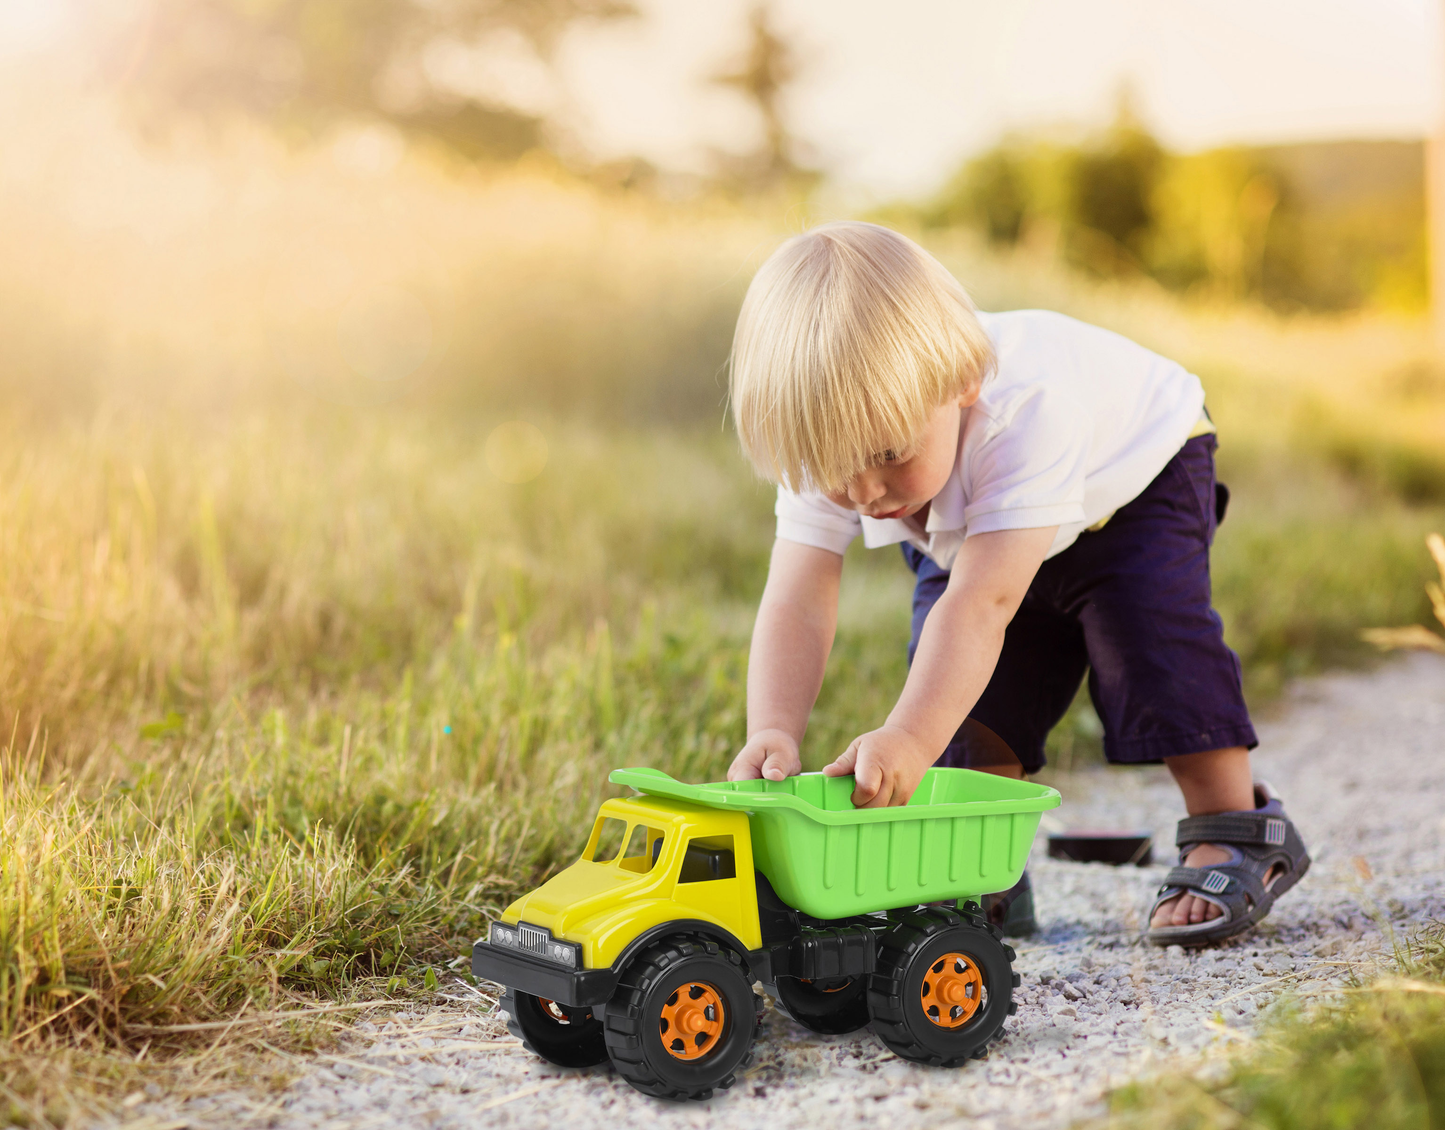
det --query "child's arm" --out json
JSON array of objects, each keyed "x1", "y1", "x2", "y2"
[
  {"x1": 726, "y1": 539, "x2": 843, "y2": 782},
  {"x1": 823, "y1": 525, "x2": 1058, "y2": 807}
]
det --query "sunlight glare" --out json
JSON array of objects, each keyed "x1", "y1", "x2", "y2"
[{"x1": 0, "y1": 0, "x2": 74, "y2": 57}]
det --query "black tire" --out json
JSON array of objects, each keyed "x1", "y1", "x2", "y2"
[
  {"x1": 867, "y1": 906, "x2": 1019, "y2": 1067},
  {"x1": 770, "y1": 975, "x2": 871, "y2": 1035},
  {"x1": 501, "y1": 988, "x2": 608, "y2": 1068},
  {"x1": 603, "y1": 936, "x2": 757, "y2": 1101}
]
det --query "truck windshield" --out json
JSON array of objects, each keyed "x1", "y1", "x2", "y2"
[
  {"x1": 619, "y1": 824, "x2": 665, "y2": 874},
  {"x1": 589, "y1": 817, "x2": 627, "y2": 862},
  {"x1": 588, "y1": 817, "x2": 666, "y2": 870}
]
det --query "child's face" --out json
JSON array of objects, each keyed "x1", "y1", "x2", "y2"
[{"x1": 823, "y1": 393, "x2": 974, "y2": 520}]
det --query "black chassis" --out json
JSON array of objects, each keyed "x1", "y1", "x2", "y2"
[{"x1": 473, "y1": 876, "x2": 887, "y2": 1008}]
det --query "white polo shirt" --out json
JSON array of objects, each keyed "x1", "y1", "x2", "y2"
[{"x1": 774, "y1": 309, "x2": 1206, "y2": 568}]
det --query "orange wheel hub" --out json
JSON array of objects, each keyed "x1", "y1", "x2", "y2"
[
  {"x1": 920, "y1": 952, "x2": 984, "y2": 1029},
  {"x1": 659, "y1": 982, "x2": 725, "y2": 1060}
]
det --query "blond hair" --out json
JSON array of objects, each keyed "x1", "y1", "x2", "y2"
[{"x1": 729, "y1": 221, "x2": 995, "y2": 492}]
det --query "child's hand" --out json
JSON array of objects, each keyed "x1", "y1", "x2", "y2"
[
  {"x1": 823, "y1": 725, "x2": 933, "y2": 808},
  {"x1": 727, "y1": 729, "x2": 802, "y2": 782}
]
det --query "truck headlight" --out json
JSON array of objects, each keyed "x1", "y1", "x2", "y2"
[
  {"x1": 488, "y1": 921, "x2": 580, "y2": 969},
  {"x1": 545, "y1": 940, "x2": 580, "y2": 969},
  {"x1": 489, "y1": 922, "x2": 519, "y2": 949}
]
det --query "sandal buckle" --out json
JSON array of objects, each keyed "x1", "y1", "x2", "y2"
[
  {"x1": 1201, "y1": 871, "x2": 1231, "y2": 894},
  {"x1": 1264, "y1": 818, "x2": 1286, "y2": 846}
]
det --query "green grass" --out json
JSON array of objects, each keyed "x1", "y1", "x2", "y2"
[
  {"x1": 1102, "y1": 929, "x2": 1445, "y2": 1130},
  {"x1": 1212, "y1": 452, "x2": 1445, "y2": 697},
  {"x1": 1, "y1": 408, "x2": 1438, "y2": 1065},
  {"x1": 0, "y1": 412, "x2": 922, "y2": 1112},
  {"x1": 2, "y1": 407, "x2": 1443, "y2": 1126}
]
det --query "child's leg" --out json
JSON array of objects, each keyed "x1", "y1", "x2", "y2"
[
  {"x1": 1151, "y1": 745, "x2": 1268, "y2": 928},
  {"x1": 1167, "y1": 746, "x2": 1254, "y2": 813}
]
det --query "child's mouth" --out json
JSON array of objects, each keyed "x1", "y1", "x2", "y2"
[{"x1": 870, "y1": 505, "x2": 909, "y2": 520}]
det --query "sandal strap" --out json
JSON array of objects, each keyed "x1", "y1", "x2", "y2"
[
  {"x1": 1176, "y1": 811, "x2": 1293, "y2": 850},
  {"x1": 1148, "y1": 806, "x2": 1312, "y2": 946},
  {"x1": 1159, "y1": 864, "x2": 1267, "y2": 904}
]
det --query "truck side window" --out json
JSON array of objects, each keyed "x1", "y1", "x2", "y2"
[
  {"x1": 678, "y1": 835, "x2": 736, "y2": 883},
  {"x1": 620, "y1": 825, "x2": 664, "y2": 874},
  {"x1": 589, "y1": 817, "x2": 627, "y2": 862}
]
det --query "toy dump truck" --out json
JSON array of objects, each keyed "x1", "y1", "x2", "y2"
[{"x1": 472, "y1": 766, "x2": 1061, "y2": 1101}]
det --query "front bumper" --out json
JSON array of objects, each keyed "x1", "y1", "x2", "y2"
[{"x1": 471, "y1": 940, "x2": 618, "y2": 1008}]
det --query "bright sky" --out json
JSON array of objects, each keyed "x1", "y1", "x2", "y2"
[
  {"x1": 4, "y1": 0, "x2": 1443, "y2": 200},
  {"x1": 560, "y1": 0, "x2": 1445, "y2": 199}
]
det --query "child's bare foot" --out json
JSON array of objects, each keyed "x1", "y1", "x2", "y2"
[{"x1": 1149, "y1": 843, "x2": 1232, "y2": 927}]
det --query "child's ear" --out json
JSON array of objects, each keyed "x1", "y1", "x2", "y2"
[{"x1": 956, "y1": 384, "x2": 982, "y2": 408}]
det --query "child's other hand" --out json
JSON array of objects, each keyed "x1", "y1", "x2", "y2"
[
  {"x1": 823, "y1": 726, "x2": 933, "y2": 808},
  {"x1": 727, "y1": 729, "x2": 802, "y2": 782}
]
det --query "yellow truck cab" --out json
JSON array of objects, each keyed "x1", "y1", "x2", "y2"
[{"x1": 487, "y1": 795, "x2": 762, "y2": 994}]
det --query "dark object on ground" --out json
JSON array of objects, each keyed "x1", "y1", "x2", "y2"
[
  {"x1": 982, "y1": 870, "x2": 1037, "y2": 935},
  {"x1": 1048, "y1": 831, "x2": 1154, "y2": 866}
]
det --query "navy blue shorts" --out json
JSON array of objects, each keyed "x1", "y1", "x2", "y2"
[{"x1": 905, "y1": 434, "x2": 1256, "y2": 773}]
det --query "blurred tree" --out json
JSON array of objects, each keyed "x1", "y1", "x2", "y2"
[
  {"x1": 709, "y1": 4, "x2": 818, "y2": 192},
  {"x1": 923, "y1": 95, "x2": 1166, "y2": 276},
  {"x1": 1062, "y1": 94, "x2": 1165, "y2": 274},
  {"x1": 1149, "y1": 148, "x2": 1279, "y2": 298},
  {"x1": 101, "y1": 0, "x2": 634, "y2": 161},
  {"x1": 923, "y1": 136, "x2": 1072, "y2": 249},
  {"x1": 918, "y1": 109, "x2": 1425, "y2": 312},
  {"x1": 932, "y1": 145, "x2": 1029, "y2": 244},
  {"x1": 1255, "y1": 140, "x2": 1426, "y2": 312}
]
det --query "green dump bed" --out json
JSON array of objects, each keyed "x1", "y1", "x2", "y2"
[{"x1": 609, "y1": 767, "x2": 1061, "y2": 921}]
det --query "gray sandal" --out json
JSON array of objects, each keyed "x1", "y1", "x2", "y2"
[{"x1": 1147, "y1": 783, "x2": 1310, "y2": 947}]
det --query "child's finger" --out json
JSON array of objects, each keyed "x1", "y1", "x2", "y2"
[
  {"x1": 726, "y1": 745, "x2": 767, "y2": 781},
  {"x1": 851, "y1": 751, "x2": 883, "y2": 807},
  {"x1": 821, "y1": 741, "x2": 858, "y2": 777},
  {"x1": 761, "y1": 748, "x2": 793, "y2": 781}
]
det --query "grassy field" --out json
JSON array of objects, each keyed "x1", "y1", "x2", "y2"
[{"x1": 3, "y1": 78, "x2": 1445, "y2": 1126}]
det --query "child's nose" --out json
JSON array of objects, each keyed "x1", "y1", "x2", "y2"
[{"x1": 847, "y1": 476, "x2": 885, "y2": 507}]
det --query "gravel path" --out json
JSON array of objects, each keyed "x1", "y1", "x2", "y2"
[{"x1": 163, "y1": 653, "x2": 1445, "y2": 1130}]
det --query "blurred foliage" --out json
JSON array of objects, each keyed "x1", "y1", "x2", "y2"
[
  {"x1": 916, "y1": 105, "x2": 1426, "y2": 313},
  {"x1": 98, "y1": 0, "x2": 634, "y2": 159},
  {"x1": 1108, "y1": 986, "x2": 1445, "y2": 1130},
  {"x1": 1104, "y1": 926, "x2": 1445, "y2": 1130}
]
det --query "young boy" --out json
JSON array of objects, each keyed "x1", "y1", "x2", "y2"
[{"x1": 724, "y1": 221, "x2": 1309, "y2": 946}]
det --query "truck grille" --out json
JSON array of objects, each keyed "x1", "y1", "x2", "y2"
[{"x1": 518, "y1": 924, "x2": 550, "y2": 957}]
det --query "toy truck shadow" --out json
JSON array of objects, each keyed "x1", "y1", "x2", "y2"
[{"x1": 472, "y1": 766, "x2": 1061, "y2": 1101}]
